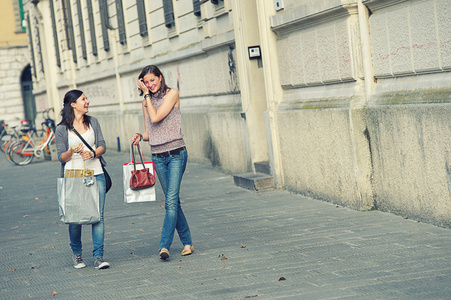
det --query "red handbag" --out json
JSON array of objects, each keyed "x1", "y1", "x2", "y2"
[{"x1": 130, "y1": 144, "x2": 156, "y2": 190}]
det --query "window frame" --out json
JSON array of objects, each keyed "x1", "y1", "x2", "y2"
[{"x1": 116, "y1": 0, "x2": 127, "y2": 45}]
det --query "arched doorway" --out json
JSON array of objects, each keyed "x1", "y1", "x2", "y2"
[{"x1": 21, "y1": 65, "x2": 36, "y2": 125}]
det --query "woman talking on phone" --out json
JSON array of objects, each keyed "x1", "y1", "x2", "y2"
[{"x1": 131, "y1": 65, "x2": 193, "y2": 260}]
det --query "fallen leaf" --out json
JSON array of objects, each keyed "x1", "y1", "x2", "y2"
[
  {"x1": 241, "y1": 245, "x2": 246, "y2": 248},
  {"x1": 113, "y1": 240, "x2": 118, "y2": 242},
  {"x1": 105, "y1": 232, "x2": 112, "y2": 235},
  {"x1": 200, "y1": 283, "x2": 203, "y2": 285},
  {"x1": 35, "y1": 197, "x2": 39, "y2": 200},
  {"x1": 11, "y1": 226, "x2": 19, "y2": 229},
  {"x1": 23, "y1": 215, "x2": 29, "y2": 218},
  {"x1": 358, "y1": 229, "x2": 365, "y2": 231},
  {"x1": 160, "y1": 198, "x2": 164, "y2": 201},
  {"x1": 221, "y1": 257, "x2": 227, "y2": 260},
  {"x1": 278, "y1": 277, "x2": 286, "y2": 281},
  {"x1": 130, "y1": 252, "x2": 135, "y2": 255},
  {"x1": 9, "y1": 269, "x2": 15, "y2": 272},
  {"x1": 244, "y1": 295, "x2": 258, "y2": 298},
  {"x1": 176, "y1": 266, "x2": 181, "y2": 268},
  {"x1": 51, "y1": 291, "x2": 57, "y2": 296},
  {"x1": 27, "y1": 253, "x2": 33, "y2": 256}
]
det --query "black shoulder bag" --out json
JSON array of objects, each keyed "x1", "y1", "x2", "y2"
[{"x1": 71, "y1": 127, "x2": 112, "y2": 193}]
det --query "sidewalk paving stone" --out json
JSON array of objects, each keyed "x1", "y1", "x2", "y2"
[{"x1": 0, "y1": 151, "x2": 450, "y2": 299}]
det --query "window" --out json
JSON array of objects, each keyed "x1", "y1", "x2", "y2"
[
  {"x1": 86, "y1": 0, "x2": 98, "y2": 56},
  {"x1": 211, "y1": 0, "x2": 224, "y2": 11},
  {"x1": 99, "y1": 0, "x2": 110, "y2": 51},
  {"x1": 136, "y1": 0, "x2": 148, "y2": 37},
  {"x1": 62, "y1": 0, "x2": 77, "y2": 62},
  {"x1": 14, "y1": 0, "x2": 26, "y2": 32},
  {"x1": 193, "y1": 0, "x2": 201, "y2": 17},
  {"x1": 76, "y1": 0, "x2": 87, "y2": 60},
  {"x1": 116, "y1": 0, "x2": 126, "y2": 44},
  {"x1": 49, "y1": 0, "x2": 61, "y2": 67},
  {"x1": 163, "y1": 0, "x2": 175, "y2": 28}
]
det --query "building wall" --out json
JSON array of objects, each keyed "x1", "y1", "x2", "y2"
[
  {"x1": 26, "y1": 0, "x2": 249, "y2": 172},
  {"x1": 23, "y1": 0, "x2": 451, "y2": 227},
  {"x1": 270, "y1": 0, "x2": 451, "y2": 227},
  {"x1": 0, "y1": 0, "x2": 30, "y2": 126},
  {"x1": 365, "y1": 0, "x2": 451, "y2": 226}
]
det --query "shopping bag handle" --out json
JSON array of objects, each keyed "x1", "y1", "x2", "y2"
[
  {"x1": 71, "y1": 127, "x2": 96, "y2": 158},
  {"x1": 69, "y1": 127, "x2": 93, "y2": 178}
]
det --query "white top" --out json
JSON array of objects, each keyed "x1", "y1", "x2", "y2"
[{"x1": 64, "y1": 125, "x2": 103, "y2": 175}]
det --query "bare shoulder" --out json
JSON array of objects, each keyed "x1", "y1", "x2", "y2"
[{"x1": 166, "y1": 88, "x2": 179, "y2": 97}]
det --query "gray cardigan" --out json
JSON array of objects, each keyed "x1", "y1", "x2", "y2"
[{"x1": 55, "y1": 116, "x2": 107, "y2": 178}]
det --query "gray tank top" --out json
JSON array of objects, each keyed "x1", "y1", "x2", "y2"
[{"x1": 145, "y1": 90, "x2": 185, "y2": 154}]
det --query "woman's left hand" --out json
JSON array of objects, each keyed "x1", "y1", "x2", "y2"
[
  {"x1": 137, "y1": 79, "x2": 149, "y2": 95},
  {"x1": 80, "y1": 150, "x2": 95, "y2": 161}
]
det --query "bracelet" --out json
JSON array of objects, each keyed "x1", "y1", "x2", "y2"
[
  {"x1": 144, "y1": 94, "x2": 151, "y2": 99},
  {"x1": 92, "y1": 151, "x2": 96, "y2": 158}
]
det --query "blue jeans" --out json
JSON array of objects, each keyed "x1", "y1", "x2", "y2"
[
  {"x1": 69, "y1": 174, "x2": 106, "y2": 258},
  {"x1": 152, "y1": 149, "x2": 192, "y2": 251}
]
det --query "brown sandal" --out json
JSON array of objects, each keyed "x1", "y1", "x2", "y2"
[
  {"x1": 181, "y1": 245, "x2": 194, "y2": 256},
  {"x1": 159, "y1": 248, "x2": 170, "y2": 260}
]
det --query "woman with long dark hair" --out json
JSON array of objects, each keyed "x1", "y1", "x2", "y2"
[
  {"x1": 131, "y1": 65, "x2": 193, "y2": 260},
  {"x1": 55, "y1": 89, "x2": 110, "y2": 269}
]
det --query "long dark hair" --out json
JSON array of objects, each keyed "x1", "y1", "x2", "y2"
[
  {"x1": 58, "y1": 89, "x2": 91, "y2": 129},
  {"x1": 138, "y1": 65, "x2": 169, "y2": 96}
]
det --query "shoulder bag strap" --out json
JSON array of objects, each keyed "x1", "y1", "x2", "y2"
[{"x1": 71, "y1": 127, "x2": 96, "y2": 158}]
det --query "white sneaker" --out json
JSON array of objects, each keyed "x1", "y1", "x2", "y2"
[
  {"x1": 94, "y1": 257, "x2": 110, "y2": 269},
  {"x1": 73, "y1": 255, "x2": 86, "y2": 269}
]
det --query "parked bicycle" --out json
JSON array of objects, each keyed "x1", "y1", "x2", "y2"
[
  {"x1": 0, "y1": 121, "x2": 36, "y2": 153},
  {"x1": 4, "y1": 108, "x2": 56, "y2": 166}
]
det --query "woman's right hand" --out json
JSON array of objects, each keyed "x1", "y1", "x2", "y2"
[
  {"x1": 72, "y1": 143, "x2": 84, "y2": 154},
  {"x1": 131, "y1": 133, "x2": 142, "y2": 145},
  {"x1": 137, "y1": 79, "x2": 149, "y2": 95}
]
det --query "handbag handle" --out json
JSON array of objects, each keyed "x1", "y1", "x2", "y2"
[
  {"x1": 130, "y1": 143, "x2": 146, "y2": 172},
  {"x1": 129, "y1": 142, "x2": 147, "y2": 164}
]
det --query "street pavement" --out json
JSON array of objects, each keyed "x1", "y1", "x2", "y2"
[{"x1": 0, "y1": 150, "x2": 450, "y2": 300}]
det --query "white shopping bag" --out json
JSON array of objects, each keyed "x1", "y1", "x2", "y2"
[{"x1": 123, "y1": 144, "x2": 156, "y2": 203}]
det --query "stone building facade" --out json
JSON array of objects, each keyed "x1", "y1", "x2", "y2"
[
  {"x1": 23, "y1": 0, "x2": 451, "y2": 227},
  {"x1": 0, "y1": 0, "x2": 31, "y2": 127}
]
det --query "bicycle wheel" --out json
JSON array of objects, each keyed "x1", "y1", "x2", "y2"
[
  {"x1": 3, "y1": 138, "x2": 21, "y2": 165},
  {"x1": 8, "y1": 140, "x2": 34, "y2": 165},
  {"x1": 0, "y1": 133, "x2": 14, "y2": 153}
]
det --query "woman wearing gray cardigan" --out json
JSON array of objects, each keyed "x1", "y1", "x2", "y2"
[{"x1": 55, "y1": 89, "x2": 110, "y2": 270}]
